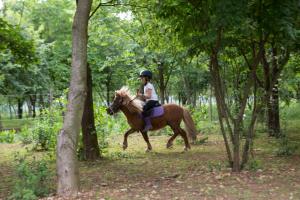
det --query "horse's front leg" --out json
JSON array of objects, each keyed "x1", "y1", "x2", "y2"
[
  {"x1": 123, "y1": 128, "x2": 136, "y2": 150},
  {"x1": 141, "y1": 131, "x2": 152, "y2": 152}
]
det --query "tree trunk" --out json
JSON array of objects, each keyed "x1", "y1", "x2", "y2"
[
  {"x1": 158, "y1": 62, "x2": 165, "y2": 104},
  {"x1": 17, "y1": 99, "x2": 23, "y2": 119},
  {"x1": 209, "y1": 85, "x2": 213, "y2": 121},
  {"x1": 272, "y1": 82, "x2": 280, "y2": 137},
  {"x1": 56, "y1": 0, "x2": 92, "y2": 196},
  {"x1": 105, "y1": 68, "x2": 112, "y2": 106},
  {"x1": 29, "y1": 95, "x2": 37, "y2": 118},
  {"x1": 233, "y1": 122, "x2": 240, "y2": 172},
  {"x1": 0, "y1": 114, "x2": 2, "y2": 130},
  {"x1": 27, "y1": 99, "x2": 33, "y2": 118},
  {"x1": 8, "y1": 98, "x2": 13, "y2": 119},
  {"x1": 39, "y1": 94, "x2": 45, "y2": 115},
  {"x1": 81, "y1": 64, "x2": 100, "y2": 160}
]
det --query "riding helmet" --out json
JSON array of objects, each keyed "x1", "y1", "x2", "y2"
[{"x1": 139, "y1": 70, "x2": 152, "y2": 79}]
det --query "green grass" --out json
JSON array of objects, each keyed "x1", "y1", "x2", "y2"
[
  {"x1": 1, "y1": 118, "x2": 35, "y2": 129},
  {"x1": 281, "y1": 101, "x2": 300, "y2": 120},
  {"x1": 1, "y1": 103, "x2": 300, "y2": 199}
]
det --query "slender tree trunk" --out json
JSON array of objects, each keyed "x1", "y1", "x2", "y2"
[
  {"x1": 30, "y1": 95, "x2": 36, "y2": 118},
  {"x1": 105, "y1": 69, "x2": 112, "y2": 105},
  {"x1": 56, "y1": 0, "x2": 92, "y2": 196},
  {"x1": 272, "y1": 82, "x2": 280, "y2": 137},
  {"x1": 27, "y1": 99, "x2": 32, "y2": 118},
  {"x1": 209, "y1": 85, "x2": 213, "y2": 121},
  {"x1": 0, "y1": 114, "x2": 2, "y2": 130},
  {"x1": 158, "y1": 62, "x2": 165, "y2": 104},
  {"x1": 233, "y1": 122, "x2": 240, "y2": 172},
  {"x1": 81, "y1": 64, "x2": 100, "y2": 160},
  {"x1": 39, "y1": 94, "x2": 45, "y2": 115},
  {"x1": 17, "y1": 99, "x2": 23, "y2": 119},
  {"x1": 8, "y1": 98, "x2": 13, "y2": 119}
]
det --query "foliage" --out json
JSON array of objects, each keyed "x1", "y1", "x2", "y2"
[
  {"x1": 245, "y1": 159, "x2": 263, "y2": 171},
  {"x1": 18, "y1": 125, "x2": 34, "y2": 145},
  {"x1": 0, "y1": 18, "x2": 36, "y2": 65},
  {"x1": 207, "y1": 161, "x2": 224, "y2": 172},
  {"x1": 0, "y1": 130, "x2": 15, "y2": 143},
  {"x1": 276, "y1": 136, "x2": 298, "y2": 156},
  {"x1": 31, "y1": 115, "x2": 61, "y2": 151},
  {"x1": 94, "y1": 105, "x2": 129, "y2": 154},
  {"x1": 8, "y1": 153, "x2": 53, "y2": 200},
  {"x1": 17, "y1": 97, "x2": 64, "y2": 150}
]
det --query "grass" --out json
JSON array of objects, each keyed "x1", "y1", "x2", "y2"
[
  {"x1": 1, "y1": 118, "x2": 35, "y2": 129},
  {"x1": 0, "y1": 124, "x2": 300, "y2": 200}
]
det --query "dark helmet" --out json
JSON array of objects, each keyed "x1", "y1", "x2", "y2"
[{"x1": 139, "y1": 70, "x2": 152, "y2": 79}]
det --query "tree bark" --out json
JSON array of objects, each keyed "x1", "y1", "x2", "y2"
[
  {"x1": 157, "y1": 62, "x2": 165, "y2": 104},
  {"x1": 56, "y1": 0, "x2": 92, "y2": 196},
  {"x1": 17, "y1": 98, "x2": 23, "y2": 119},
  {"x1": 262, "y1": 46, "x2": 287, "y2": 137},
  {"x1": 81, "y1": 64, "x2": 100, "y2": 160},
  {"x1": 29, "y1": 94, "x2": 37, "y2": 118}
]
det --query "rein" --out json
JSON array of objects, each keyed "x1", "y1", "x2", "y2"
[{"x1": 129, "y1": 95, "x2": 138, "y2": 103}]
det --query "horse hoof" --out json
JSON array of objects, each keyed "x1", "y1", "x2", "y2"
[
  {"x1": 166, "y1": 143, "x2": 173, "y2": 149},
  {"x1": 145, "y1": 148, "x2": 152, "y2": 153},
  {"x1": 184, "y1": 147, "x2": 189, "y2": 151}
]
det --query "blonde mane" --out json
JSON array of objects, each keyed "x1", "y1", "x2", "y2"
[{"x1": 116, "y1": 86, "x2": 144, "y2": 113}]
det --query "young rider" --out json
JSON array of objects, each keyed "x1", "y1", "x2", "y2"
[{"x1": 138, "y1": 70, "x2": 159, "y2": 132}]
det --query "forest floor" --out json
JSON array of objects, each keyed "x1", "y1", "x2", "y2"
[{"x1": 1, "y1": 127, "x2": 300, "y2": 200}]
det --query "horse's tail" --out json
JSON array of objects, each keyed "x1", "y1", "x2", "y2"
[{"x1": 183, "y1": 108, "x2": 197, "y2": 142}]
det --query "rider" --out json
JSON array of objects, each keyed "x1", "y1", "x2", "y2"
[{"x1": 138, "y1": 70, "x2": 159, "y2": 132}]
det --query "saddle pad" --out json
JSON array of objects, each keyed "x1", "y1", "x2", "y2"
[{"x1": 150, "y1": 106, "x2": 164, "y2": 118}]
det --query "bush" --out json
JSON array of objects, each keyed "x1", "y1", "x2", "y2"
[
  {"x1": 17, "y1": 125, "x2": 34, "y2": 145},
  {"x1": 0, "y1": 130, "x2": 15, "y2": 143},
  {"x1": 276, "y1": 136, "x2": 298, "y2": 156},
  {"x1": 245, "y1": 159, "x2": 262, "y2": 171},
  {"x1": 94, "y1": 106, "x2": 129, "y2": 155},
  {"x1": 207, "y1": 161, "x2": 224, "y2": 172},
  {"x1": 32, "y1": 116, "x2": 60, "y2": 151},
  {"x1": 17, "y1": 110, "x2": 62, "y2": 151},
  {"x1": 9, "y1": 153, "x2": 53, "y2": 200}
]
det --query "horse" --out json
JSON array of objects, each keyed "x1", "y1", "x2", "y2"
[{"x1": 106, "y1": 86, "x2": 198, "y2": 151}]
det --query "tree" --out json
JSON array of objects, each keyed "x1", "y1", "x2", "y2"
[
  {"x1": 81, "y1": 64, "x2": 100, "y2": 160},
  {"x1": 154, "y1": 0, "x2": 300, "y2": 171},
  {"x1": 56, "y1": 0, "x2": 92, "y2": 196}
]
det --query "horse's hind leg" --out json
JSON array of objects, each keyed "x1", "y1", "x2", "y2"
[
  {"x1": 166, "y1": 132, "x2": 179, "y2": 149},
  {"x1": 123, "y1": 128, "x2": 136, "y2": 150},
  {"x1": 179, "y1": 127, "x2": 191, "y2": 151},
  {"x1": 141, "y1": 131, "x2": 152, "y2": 152},
  {"x1": 167, "y1": 124, "x2": 180, "y2": 149}
]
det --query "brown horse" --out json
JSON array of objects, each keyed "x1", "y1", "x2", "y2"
[{"x1": 107, "y1": 87, "x2": 198, "y2": 151}]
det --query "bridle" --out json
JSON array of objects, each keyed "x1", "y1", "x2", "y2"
[{"x1": 108, "y1": 95, "x2": 139, "y2": 114}]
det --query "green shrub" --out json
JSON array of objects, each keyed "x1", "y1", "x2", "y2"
[
  {"x1": 32, "y1": 116, "x2": 60, "y2": 151},
  {"x1": 207, "y1": 161, "x2": 224, "y2": 172},
  {"x1": 9, "y1": 153, "x2": 53, "y2": 200},
  {"x1": 282, "y1": 101, "x2": 300, "y2": 120},
  {"x1": 0, "y1": 130, "x2": 15, "y2": 143},
  {"x1": 276, "y1": 136, "x2": 298, "y2": 156},
  {"x1": 245, "y1": 159, "x2": 262, "y2": 171},
  {"x1": 17, "y1": 125, "x2": 34, "y2": 145}
]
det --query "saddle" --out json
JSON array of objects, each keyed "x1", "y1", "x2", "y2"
[
  {"x1": 149, "y1": 106, "x2": 164, "y2": 118},
  {"x1": 142, "y1": 105, "x2": 164, "y2": 119}
]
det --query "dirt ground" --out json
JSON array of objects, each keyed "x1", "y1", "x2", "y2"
[{"x1": 1, "y1": 133, "x2": 300, "y2": 200}]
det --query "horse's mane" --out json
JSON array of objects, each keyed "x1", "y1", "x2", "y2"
[{"x1": 116, "y1": 86, "x2": 144, "y2": 113}]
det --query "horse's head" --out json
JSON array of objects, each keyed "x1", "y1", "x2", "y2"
[{"x1": 106, "y1": 87, "x2": 132, "y2": 115}]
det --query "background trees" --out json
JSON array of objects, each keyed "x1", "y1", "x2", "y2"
[{"x1": 0, "y1": 0, "x2": 300, "y2": 197}]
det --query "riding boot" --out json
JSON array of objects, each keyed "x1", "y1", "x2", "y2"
[{"x1": 143, "y1": 117, "x2": 152, "y2": 132}]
